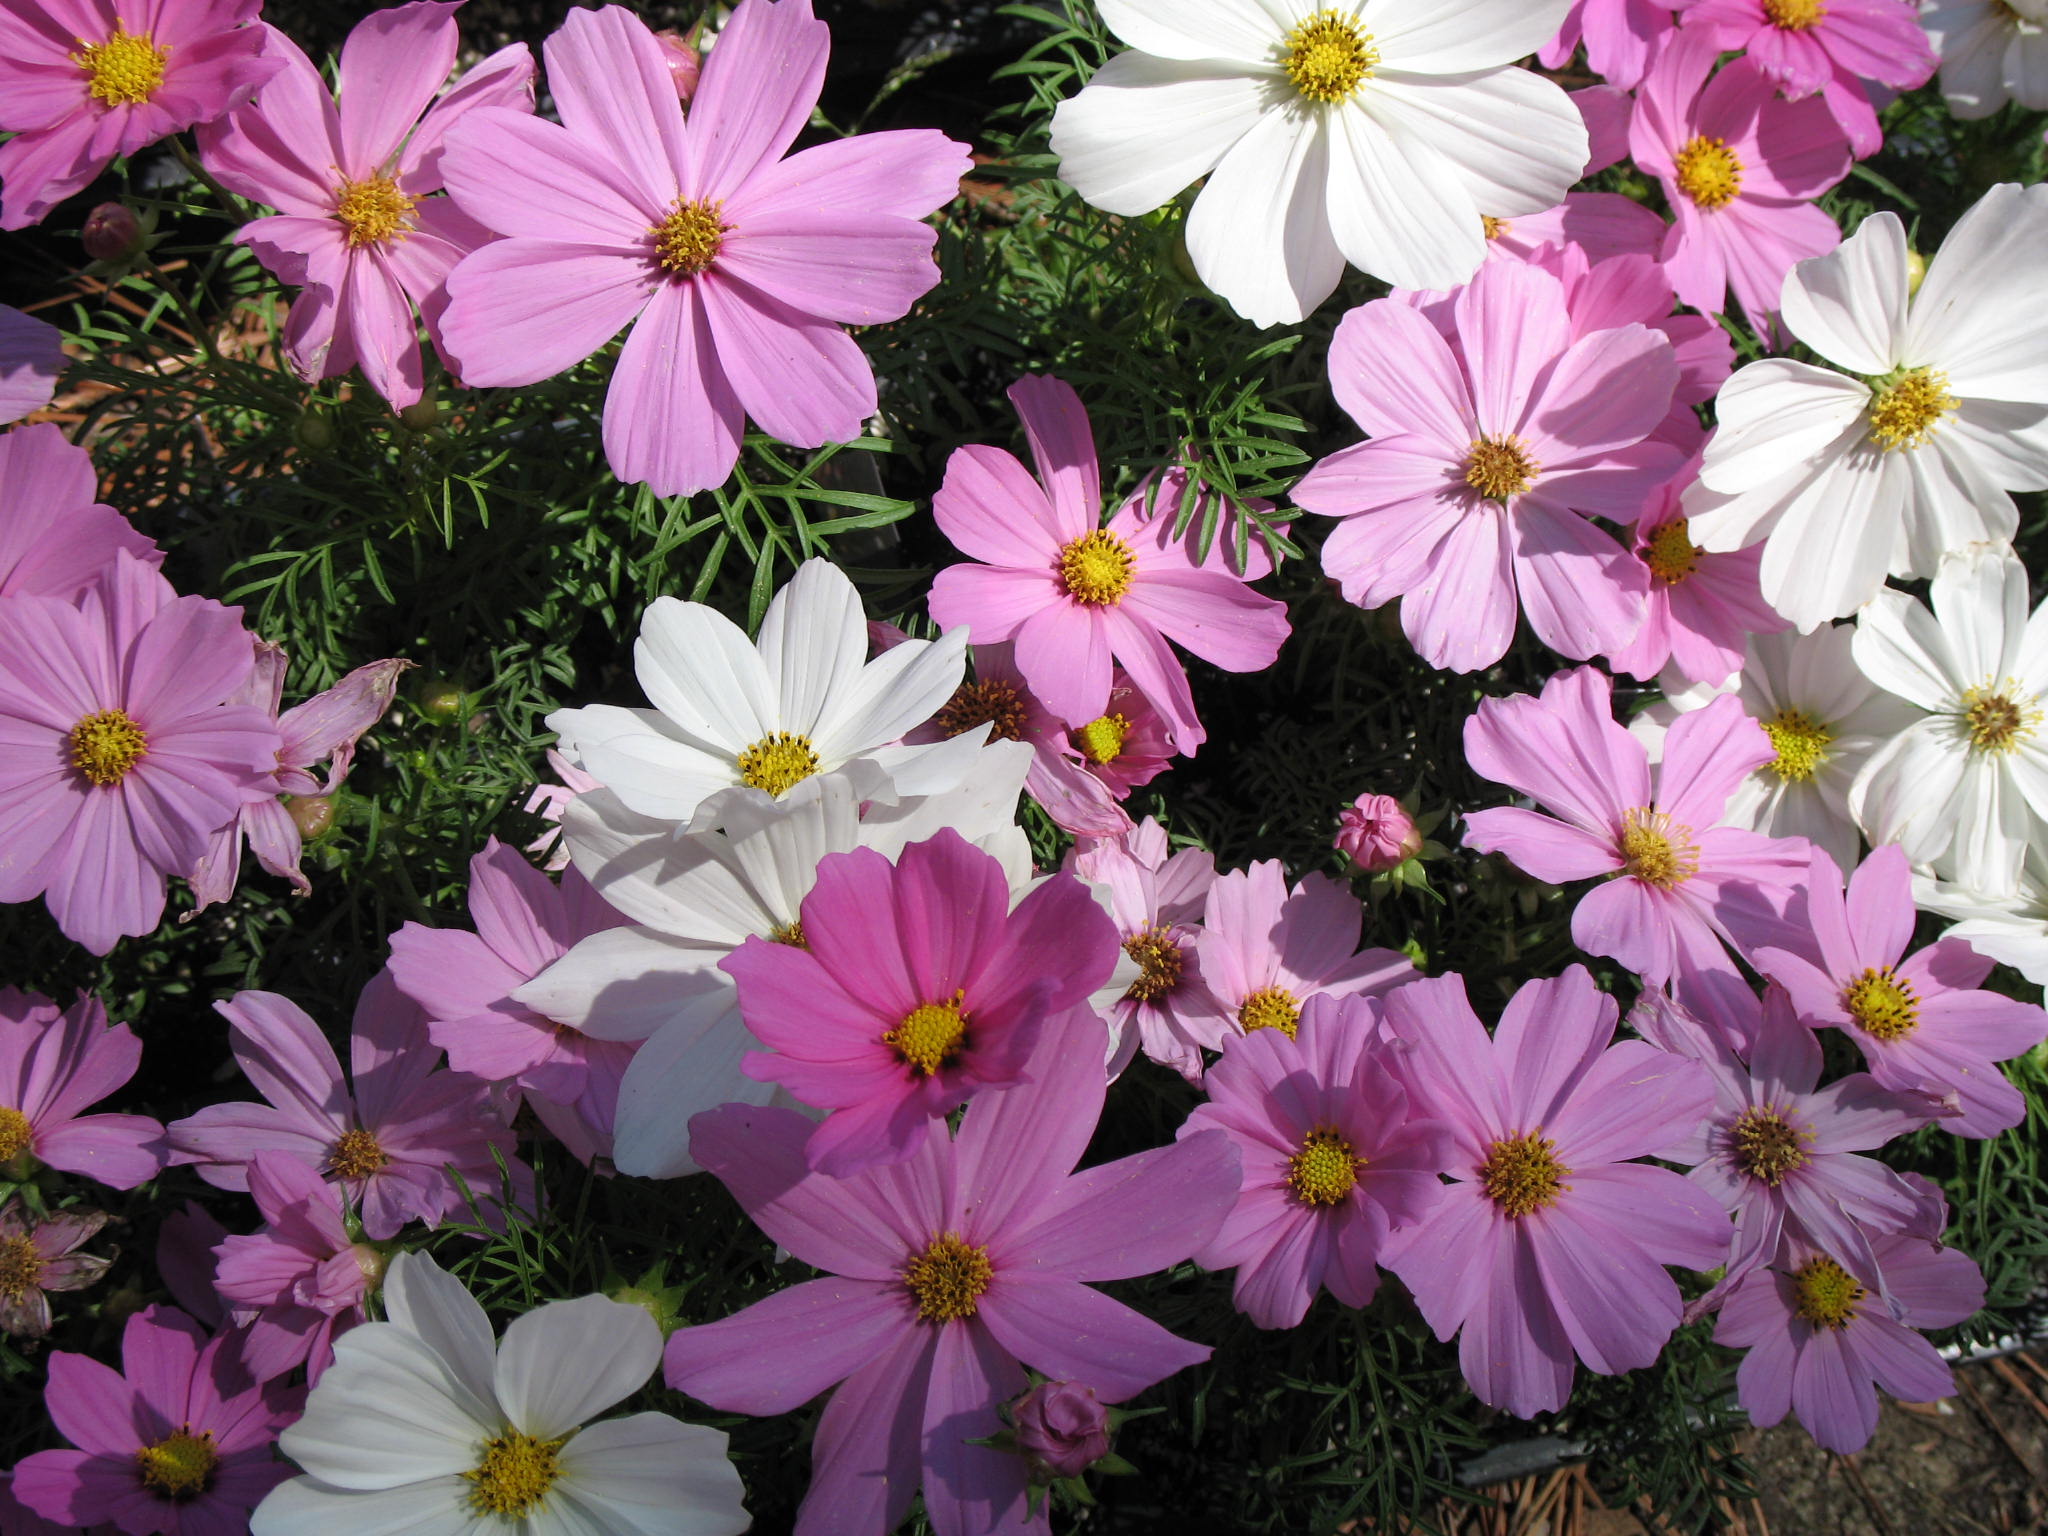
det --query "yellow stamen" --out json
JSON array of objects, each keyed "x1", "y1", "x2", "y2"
[
  {"x1": 74, "y1": 26, "x2": 168, "y2": 107},
  {"x1": 1674, "y1": 136, "x2": 1744, "y2": 209},
  {"x1": 1841, "y1": 966, "x2": 1918, "y2": 1041},
  {"x1": 1619, "y1": 807, "x2": 1700, "y2": 890},
  {"x1": 1463, "y1": 435, "x2": 1538, "y2": 501},
  {"x1": 1763, "y1": 0, "x2": 1827, "y2": 28},
  {"x1": 1074, "y1": 713, "x2": 1130, "y2": 765},
  {"x1": 1764, "y1": 708, "x2": 1833, "y2": 783},
  {"x1": 1238, "y1": 985, "x2": 1302, "y2": 1038},
  {"x1": 1481, "y1": 1132, "x2": 1569, "y2": 1219},
  {"x1": 1122, "y1": 925, "x2": 1184, "y2": 1003},
  {"x1": 1059, "y1": 530, "x2": 1136, "y2": 606},
  {"x1": 1287, "y1": 1127, "x2": 1364, "y2": 1207},
  {"x1": 334, "y1": 177, "x2": 416, "y2": 247},
  {"x1": 329, "y1": 1127, "x2": 389, "y2": 1180},
  {"x1": 1642, "y1": 518, "x2": 1700, "y2": 586},
  {"x1": 903, "y1": 1232, "x2": 993, "y2": 1323},
  {"x1": 464, "y1": 1429, "x2": 566, "y2": 1517},
  {"x1": 1960, "y1": 680, "x2": 2038, "y2": 754},
  {"x1": 884, "y1": 992, "x2": 968, "y2": 1075},
  {"x1": 0, "y1": 1107, "x2": 31, "y2": 1162},
  {"x1": 737, "y1": 732, "x2": 820, "y2": 796},
  {"x1": 0, "y1": 1235, "x2": 45, "y2": 1303},
  {"x1": 769, "y1": 919, "x2": 807, "y2": 948},
  {"x1": 934, "y1": 679, "x2": 1029, "y2": 742},
  {"x1": 1866, "y1": 366, "x2": 1956, "y2": 452},
  {"x1": 69, "y1": 709, "x2": 148, "y2": 787},
  {"x1": 1792, "y1": 1255, "x2": 1865, "y2": 1330},
  {"x1": 652, "y1": 198, "x2": 729, "y2": 276},
  {"x1": 1731, "y1": 1106, "x2": 1810, "y2": 1186},
  {"x1": 1482, "y1": 215, "x2": 1511, "y2": 241},
  {"x1": 1283, "y1": 10, "x2": 1378, "y2": 104},
  {"x1": 136, "y1": 1429, "x2": 217, "y2": 1500}
]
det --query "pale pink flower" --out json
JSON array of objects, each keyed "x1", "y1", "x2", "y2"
[
  {"x1": 198, "y1": 3, "x2": 537, "y2": 409},
  {"x1": 0, "y1": 1201, "x2": 110, "y2": 1337},
  {"x1": 0, "y1": 422, "x2": 159, "y2": 600},
  {"x1": 1480, "y1": 191, "x2": 1665, "y2": 267},
  {"x1": 437, "y1": 1, "x2": 969, "y2": 495},
  {"x1": 0, "y1": 989, "x2": 164, "y2": 1190},
  {"x1": 1540, "y1": 0, "x2": 1686, "y2": 89},
  {"x1": 523, "y1": 747, "x2": 601, "y2": 871},
  {"x1": 0, "y1": 305, "x2": 65, "y2": 423}
]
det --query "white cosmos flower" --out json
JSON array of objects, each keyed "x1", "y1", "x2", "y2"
[
  {"x1": 1047, "y1": 0, "x2": 1586, "y2": 325},
  {"x1": 1849, "y1": 544, "x2": 2048, "y2": 896},
  {"x1": 1915, "y1": 854, "x2": 2048, "y2": 994},
  {"x1": 254, "y1": 1252, "x2": 748, "y2": 1536},
  {"x1": 548, "y1": 558, "x2": 983, "y2": 833},
  {"x1": 1923, "y1": 0, "x2": 2048, "y2": 119},
  {"x1": 1686, "y1": 184, "x2": 2048, "y2": 631},
  {"x1": 1660, "y1": 626, "x2": 1918, "y2": 872}
]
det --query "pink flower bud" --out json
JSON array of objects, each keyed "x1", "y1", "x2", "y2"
[
  {"x1": 653, "y1": 29, "x2": 701, "y2": 102},
  {"x1": 1334, "y1": 794, "x2": 1422, "y2": 872},
  {"x1": 81, "y1": 202, "x2": 143, "y2": 263},
  {"x1": 1013, "y1": 1381, "x2": 1111, "y2": 1480}
]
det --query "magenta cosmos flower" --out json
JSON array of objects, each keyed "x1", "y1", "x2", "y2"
[
  {"x1": 13, "y1": 1305, "x2": 301, "y2": 1533},
  {"x1": 0, "y1": 0, "x2": 279, "y2": 230},
  {"x1": 0, "y1": 1200, "x2": 109, "y2": 1337},
  {"x1": 168, "y1": 974, "x2": 521, "y2": 1239},
  {"x1": 387, "y1": 836, "x2": 633, "y2": 1166},
  {"x1": 1291, "y1": 261, "x2": 1679, "y2": 673},
  {"x1": 1683, "y1": 0, "x2": 1935, "y2": 158},
  {"x1": 928, "y1": 374, "x2": 1288, "y2": 748},
  {"x1": 436, "y1": 1, "x2": 968, "y2": 496},
  {"x1": 0, "y1": 423, "x2": 159, "y2": 600},
  {"x1": 724, "y1": 827, "x2": 1118, "y2": 1175},
  {"x1": 1757, "y1": 845, "x2": 2048, "y2": 1139},
  {"x1": 1628, "y1": 31, "x2": 1851, "y2": 334},
  {"x1": 0, "y1": 989, "x2": 163, "y2": 1189},
  {"x1": 1379, "y1": 969, "x2": 1727, "y2": 1418},
  {"x1": 0, "y1": 306, "x2": 65, "y2": 423},
  {"x1": 198, "y1": 3, "x2": 535, "y2": 409},
  {"x1": 0, "y1": 552, "x2": 278, "y2": 954},
  {"x1": 1199, "y1": 860, "x2": 1414, "y2": 1046},
  {"x1": 1539, "y1": 0, "x2": 1683, "y2": 89},
  {"x1": 665, "y1": 1009, "x2": 1239, "y2": 1536},
  {"x1": 1463, "y1": 667, "x2": 1810, "y2": 990},
  {"x1": 1183, "y1": 996, "x2": 1452, "y2": 1330},
  {"x1": 1714, "y1": 1231, "x2": 1983, "y2": 1454}
]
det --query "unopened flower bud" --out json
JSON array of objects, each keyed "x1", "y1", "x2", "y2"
[
  {"x1": 1012, "y1": 1381, "x2": 1112, "y2": 1481},
  {"x1": 81, "y1": 202, "x2": 143, "y2": 263},
  {"x1": 1335, "y1": 794, "x2": 1423, "y2": 873},
  {"x1": 1905, "y1": 247, "x2": 1927, "y2": 297},
  {"x1": 397, "y1": 397, "x2": 442, "y2": 432},
  {"x1": 286, "y1": 795, "x2": 336, "y2": 841},
  {"x1": 348, "y1": 1243, "x2": 389, "y2": 1289},
  {"x1": 653, "y1": 29, "x2": 701, "y2": 101},
  {"x1": 416, "y1": 680, "x2": 465, "y2": 722},
  {"x1": 294, "y1": 410, "x2": 336, "y2": 451}
]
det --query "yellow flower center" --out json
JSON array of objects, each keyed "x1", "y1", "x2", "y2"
[
  {"x1": 1482, "y1": 215, "x2": 1511, "y2": 241},
  {"x1": 1480, "y1": 1132, "x2": 1569, "y2": 1219},
  {"x1": 69, "y1": 709, "x2": 148, "y2": 787},
  {"x1": 1074, "y1": 713, "x2": 1130, "y2": 765},
  {"x1": 334, "y1": 176, "x2": 416, "y2": 248},
  {"x1": 1059, "y1": 530, "x2": 1136, "y2": 606},
  {"x1": 903, "y1": 1232, "x2": 993, "y2": 1323},
  {"x1": 1675, "y1": 135, "x2": 1744, "y2": 209},
  {"x1": 1792, "y1": 1255, "x2": 1865, "y2": 1330},
  {"x1": 1763, "y1": 707, "x2": 1833, "y2": 782},
  {"x1": 1763, "y1": 0, "x2": 1827, "y2": 28},
  {"x1": 1122, "y1": 924, "x2": 1184, "y2": 1003},
  {"x1": 1866, "y1": 366, "x2": 1957, "y2": 452},
  {"x1": 652, "y1": 198, "x2": 730, "y2": 276},
  {"x1": 329, "y1": 1127, "x2": 390, "y2": 1180},
  {"x1": 135, "y1": 1429, "x2": 218, "y2": 1501},
  {"x1": 465, "y1": 1429, "x2": 566, "y2": 1517},
  {"x1": 769, "y1": 919, "x2": 807, "y2": 948},
  {"x1": 1237, "y1": 985, "x2": 1302, "y2": 1038},
  {"x1": 1463, "y1": 435, "x2": 1539, "y2": 501},
  {"x1": 1283, "y1": 10, "x2": 1378, "y2": 104},
  {"x1": 1841, "y1": 966, "x2": 1919, "y2": 1041},
  {"x1": 1961, "y1": 681, "x2": 2038, "y2": 754},
  {"x1": 1619, "y1": 807, "x2": 1700, "y2": 890},
  {"x1": 74, "y1": 26, "x2": 168, "y2": 107},
  {"x1": 0, "y1": 1235, "x2": 45, "y2": 1303},
  {"x1": 884, "y1": 991, "x2": 968, "y2": 1075},
  {"x1": 1643, "y1": 518, "x2": 1701, "y2": 585},
  {"x1": 1287, "y1": 1127, "x2": 1364, "y2": 1207},
  {"x1": 935, "y1": 679, "x2": 1029, "y2": 742},
  {"x1": 1731, "y1": 1106, "x2": 1809, "y2": 1186},
  {"x1": 737, "y1": 731, "x2": 821, "y2": 796},
  {"x1": 0, "y1": 1107, "x2": 32, "y2": 1162}
]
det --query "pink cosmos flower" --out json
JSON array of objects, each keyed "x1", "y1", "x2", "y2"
[
  {"x1": 1291, "y1": 262, "x2": 1677, "y2": 673},
  {"x1": 387, "y1": 837, "x2": 634, "y2": 1166},
  {"x1": 0, "y1": 305, "x2": 65, "y2": 422},
  {"x1": 0, "y1": 0, "x2": 279, "y2": 230},
  {"x1": 0, "y1": 551, "x2": 278, "y2": 954},
  {"x1": 1607, "y1": 451, "x2": 1787, "y2": 688},
  {"x1": 1335, "y1": 794, "x2": 1424, "y2": 874},
  {"x1": 1756, "y1": 845, "x2": 2048, "y2": 1138},
  {"x1": 1198, "y1": 860, "x2": 1415, "y2": 1042},
  {"x1": 1183, "y1": 995, "x2": 1452, "y2": 1330},
  {"x1": 12, "y1": 1306, "x2": 301, "y2": 1532},
  {"x1": 154, "y1": 1201, "x2": 231, "y2": 1330},
  {"x1": 1574, "y1": 86, "x2": 1638, "y2": 175},
  {"x1": 1629, "y1": 31, "x2": 1851, "y2": 334},
  {"x1": 198, "y1": 4, "x2": 536, "y2": 410},
  {"x1": 1714, "y1": 1230, "x2": 1983, "y2": 1453},
  {"x1": 0, "y1": 423, "x2": 159, "y2": 600},
  {"x1": 928, "y1": 374, "x2": 1289, "y2": 748},
  {"x1": 0, "y1": 989, "x2": 164, "y2": 1189},
  {"x1": 664, "y1": 1008, "x2": 1240, "y2": 1536},
  {"x1": 1064, "y1": 817, "x2": 1230, "y2": 1082},
  {"x1": 523, "y1": 746, "x2": 601, "y2": 871},
  {"x1": 1480, "y1": 191, "x2": 1665, "y2": 268},
  {"x1": 1010, "y1": 1380, "x2": 1111, "y2": 1481},
  {"x1": 725, "y1": 827, "x2": 1118, "y2": 1175},
  {"x1": 1463, "y1": 667, "x2": 1810, "y2": 990},
  {"x1": 1634, "y1": 986, "x2": 1948, "y2": 1315},
  {"x1": 1379, "y1": 969, "x2": 1728, "y2": 1419},
  {"x1": 436, "y1": 2, "x2": 969, "y2": 496},
  {"x1": 188, "y1": 648, "x2": 407, "y2": 912},
  {"x1": 212, "y1": 1151, "x2": 378, "y2": 1385},
  {"x1": 167, "y1": 974, "x2": 522, "y2": 1239},
  {"x1": 1683, "y1": 0, "x2": 1936, "y2": 157},
  {"x1": 1540, "y1": 0, "x2": 1685, "y2": 89},
  {"x1": 0, "y1": 1200, "x2": 109, "y2": 1337}
]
